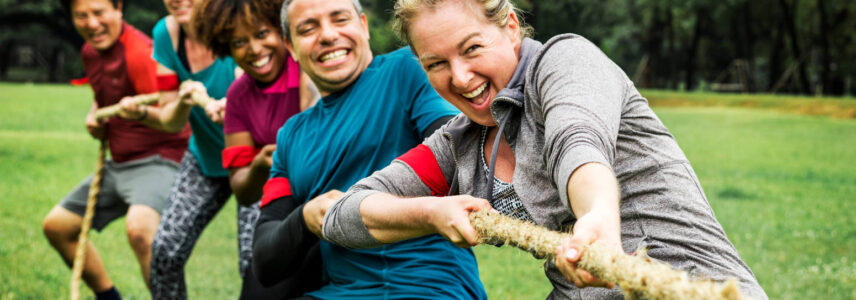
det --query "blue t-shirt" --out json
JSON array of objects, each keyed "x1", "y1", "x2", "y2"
[
  {"x1": 270, "y1": 48, "x2": 485, "y2": 299},
  {"x1": 152, "y1": 18, "x2": 237, "y2": 177}
]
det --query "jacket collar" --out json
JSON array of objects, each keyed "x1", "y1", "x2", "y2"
[{"x1": 491, "y1": 38, "x2": 543, "y2": 109}]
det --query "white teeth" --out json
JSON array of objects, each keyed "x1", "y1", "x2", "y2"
[
  {"x1": 462, "y1": 83, "x2": 487, "y2": 99},
  {"x1": 253, "y1": 56, "x2": 270, "y2": 68},
  {"x1": 320, "y1": 50, "x2": 347, "y2": 62}
]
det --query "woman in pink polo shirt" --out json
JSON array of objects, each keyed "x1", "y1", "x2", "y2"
[{"x1": 193, "y1": 0, "x2": 317, "y2": 297}]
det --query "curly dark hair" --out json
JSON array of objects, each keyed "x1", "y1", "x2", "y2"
[{"x1": 193, "y1": 0, "x2": 285, "y2": 57}]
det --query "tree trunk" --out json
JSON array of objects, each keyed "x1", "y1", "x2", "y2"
[
  {"x1": 778, "y1": 0, "x2": 810, "y2": 94},
  {"x1": 768, "y1": 24, "x2": 784, "y2": 91},
  {"x1": 665, "y1": 0, "x2": 676, "y2": 89},
  {"x1": 685, "y1": 8, "x2": 705, "y2": 91},
  {"x1": 0, "y1": 39, "x2": 14, "y2": 80},
  {"x1": 817, "y1": 0, "x2": 831, "y2": 95},
  {"x1": 528, "y1": 0, "x2": 538, "y2": 35},
  {"x1": 741, "y1": 1, "x2": 756, "y2": 92}
]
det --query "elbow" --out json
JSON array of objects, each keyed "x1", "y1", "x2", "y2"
[
  {"x1": 252, "y1": 261, "x2": 280, "y2": 287},
  {"x1": 322, "y1": 192, "x2": 385, "y2": 250},
  {"x1": 251, "y1": 253, "x2": 281, "y2": 287},
  {"x1": 231, "y1": 183, "x2": 260, "y2": 207},
  {"x1": 251, "y1": 231, "x2": 284, "y2": 286},
  {"x1": 157, "y1": 113, "x2": 186, "y2": 133}
]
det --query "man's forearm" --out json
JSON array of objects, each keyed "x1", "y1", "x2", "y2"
[{"x1": 253, "y1": 198, "x2": 318, "y2": 285}]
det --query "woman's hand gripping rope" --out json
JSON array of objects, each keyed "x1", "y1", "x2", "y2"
[{"x1": 467, "y1": 210, "x2": 749, "y2": 300}]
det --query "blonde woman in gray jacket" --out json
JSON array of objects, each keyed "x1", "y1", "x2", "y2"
[{"x1": 317, "y1": 0, "x2": 768, "y2": 299}]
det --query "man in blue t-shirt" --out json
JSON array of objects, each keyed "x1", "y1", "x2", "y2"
[{"x1": 251, "y1": 0, "x2": 487, "y2": 299}]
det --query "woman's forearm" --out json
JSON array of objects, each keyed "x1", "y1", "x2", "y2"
[
  {"x1": 133, "y1": 106, "x2": 174, "y2": 132},
  {"x1": 358, "y1": 193, "x2": 490, "y2": 248},
  {"x1": 566, "y1": 162, "x2": 621, "y2": 219},
  {"x1": 157, "y1": 91, "x2": 193, "y2": 133},
  {"x1": 229, "y1": 165, "x2": 269, "y2": 206},
  {"x1": 359, "y1": 193, "x2": 437, "y2": 243}
]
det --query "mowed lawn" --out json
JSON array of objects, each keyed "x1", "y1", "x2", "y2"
[{"x1": 1, "y1": 82, "x2": 854, "y2": 299}]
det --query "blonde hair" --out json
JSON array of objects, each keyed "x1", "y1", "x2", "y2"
[{"x1": 393, "y1": 0, "x2": 533, "y2": 46}]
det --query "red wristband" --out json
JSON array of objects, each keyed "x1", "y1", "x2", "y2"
[
  {"x1": 157, "y1": 74, "x2": 179, "y2": 91},
  {"x1": 221, "y1": 145, "x2": 260, "y2": 169},
  {"x1": 261, "y1": 177, "x2": 292, "y2": 208}
]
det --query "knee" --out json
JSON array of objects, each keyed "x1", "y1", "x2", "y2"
[
  {"x1": 42, "y1": 210, "x2": 79, "y2": 244},
  {"x1": 126, "y1": 223, "x2": 155, "y2": 253}
]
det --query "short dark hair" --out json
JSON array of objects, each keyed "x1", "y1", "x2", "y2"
[
  {"x1": 280, "y1": 0, "x2": 362, "y2": 42},
  {"x1": 60, "y1": 0, "x2": 123, "y2": 15},
  {"x1": 194, "y1": 0, "x2": 285, "y2": 57}
]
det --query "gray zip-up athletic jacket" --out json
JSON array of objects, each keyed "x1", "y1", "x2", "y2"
[{"x1": 324, "y1": 34, "x2": 767, "y2": 300}]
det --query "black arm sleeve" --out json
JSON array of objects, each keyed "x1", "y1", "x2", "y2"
[
  {"x1": 421, "y1": 115, "x2": 455, "y2": 140},
  {"x1": 252, "y1": 196, "x2": 323, "y2": 290}
]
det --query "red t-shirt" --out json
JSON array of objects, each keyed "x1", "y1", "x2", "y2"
[{"x1": 81, "y1": 22, "x2": 190, "y2": 163}]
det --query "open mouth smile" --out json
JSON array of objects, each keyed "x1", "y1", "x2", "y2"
[
  {"x1": 252, "y1": 55, "x2": 271, "y2": 68},
  {"x1": 319, "y1": 49, "x2": 349, "y2": 64},
  {"x1": 461, "y1": 82, "x2": 490, "y2": 106}
]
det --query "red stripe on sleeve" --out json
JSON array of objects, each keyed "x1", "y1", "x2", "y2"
[
  {"x1": 221, "y1": 145, "x2": 260, "y2": 169},
  {"x1": 157, "y1": 74, "x2": 179, "y2": 91},
  {"x1": 396, "y1": 144, "x2": 449, "y2": 196},
  {"x1": 70, "y1": 77, "x2": 89, "y2": 86},
  {"x1": 261, "y1": 177, "x2": 292, "y2": 208}
]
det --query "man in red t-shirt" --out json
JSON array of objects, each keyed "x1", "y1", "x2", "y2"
[{"x1": 42, "y1": 0, "x2": 190, "y2": 298}]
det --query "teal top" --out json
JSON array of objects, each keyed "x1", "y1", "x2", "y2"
[
  {"x1": 152, "y1": 18, "x2": 237, "y2": 177},
  {"x1": 270, "y1": 48, "x2": 482, "y2": 299}
]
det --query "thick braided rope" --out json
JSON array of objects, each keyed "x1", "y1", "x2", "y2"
[
  {"x1": 469, "y1": 210, "x2": 748, "y2": 300},
  {"x1": 70, "y1": 140, "x2": 107, "y2": 300}
]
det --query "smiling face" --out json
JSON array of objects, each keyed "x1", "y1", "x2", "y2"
[
  {"x1": 410, "y1": 0, "x2": 521, "y2": 126},
  {"x1": 284, "y1": 0, "x2": 372, "y2": 96},
  {"x1": 70, "y1": 0, "x2": 123, "y2": 51},
  {"x1": 230, "y1": 21, "x2": 287, "y2": 84},
  {"x1": 163, "y1": 0, "x2": 196, "y2": 25}
]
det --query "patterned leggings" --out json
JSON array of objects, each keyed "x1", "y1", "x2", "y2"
[{"x1": 149, "y1": 152, "x2": 259, "y2": 299}]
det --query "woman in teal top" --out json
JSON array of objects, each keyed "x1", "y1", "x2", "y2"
[
  {"x1": 152, "y1": 15, "x2": 235, "y2": 177},
  {"x1": 146, "y1": 2, "x2": 243, "y2": 298}
]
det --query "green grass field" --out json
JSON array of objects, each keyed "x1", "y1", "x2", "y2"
[{"x1": 1, "y1": 82, "x2": 854, "y2": 299}]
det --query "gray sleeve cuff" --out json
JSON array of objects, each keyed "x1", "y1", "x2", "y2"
[
  {"x1": 322, "y1": 189, "x2": 384, "y2": 249},
  {"x1": 555, "y1": 144, "x2": 612, "y2": 215}
]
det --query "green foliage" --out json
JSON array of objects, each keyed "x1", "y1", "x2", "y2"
[
  {"x1": 366, "y1": 10, "x2": 404, "y2": 54},
  {"x1": 4, "y1": 0, "x2": 856, "y2": 95},
  {"x1": 1, "y1": 83, "x2": 855, "y2": 299}
]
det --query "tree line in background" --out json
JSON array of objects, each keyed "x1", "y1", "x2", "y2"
[{"x1": 1, "y1": 0, "x2": 853, "y2": 96}]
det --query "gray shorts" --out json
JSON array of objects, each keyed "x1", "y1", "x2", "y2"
[{"x1": 60, "y1": 155, "x2": 179, "y2": 231}]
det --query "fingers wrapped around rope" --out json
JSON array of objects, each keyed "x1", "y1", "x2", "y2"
[
  {"x1": 94, "y1": 93, "x2": 159, "y2": 121},
  {"x1": 467, "y1": 210, "x2": 749, "y2": 300},
  {"x1": 94, "y1": 81, "x2": 217, "y2": 121}
]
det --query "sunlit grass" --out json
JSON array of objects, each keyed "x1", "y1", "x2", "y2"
[{"x1": 1, "y1": 83, "x2": 853, "y2": 299}]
